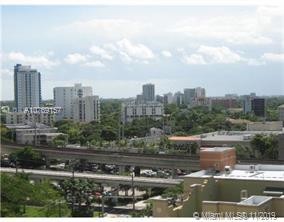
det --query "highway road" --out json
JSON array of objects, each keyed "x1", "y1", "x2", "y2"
[
  {"x1": 1, "y1": 143, "x2": 200, "y2": 171},
  {"x1": 0, "y1": 167, "x2": 183, "y2": 188}
]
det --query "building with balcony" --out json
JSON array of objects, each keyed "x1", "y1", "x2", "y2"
[
  {"x1": 121, "y1": 101, "x2": 164, "y2": 123},
  {"x1": 53, "y1": 83, "x2": 93, "y2": 120},
  {"x1": 14, "y1": 64, "x2": 41, "y2": 112}
]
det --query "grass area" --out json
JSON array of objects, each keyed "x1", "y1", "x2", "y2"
[
  {"x1": 93, "y1": 211, "x2": 102, "y2": 217},
  {"x1": 23, "y1": 206, "x2": 46, "y2": 217},
  {"x1": 23, "y1": 205, "x2": 71, "y2": 217}
]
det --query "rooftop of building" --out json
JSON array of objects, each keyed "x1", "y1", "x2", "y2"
[
  {"x1": 200, "y1": 147, "x2": 234, "y2": 152},
  {"x1": 168, "y1": 136, "x2": 201, "y2": 142},
  {"x1": 5, "y1": 123, "x2": 54, "y2": 130},
  {"x1": 200, "y1": 130, "x2": 284, "y2": 141},
  {"x1": 279, "y1": 104, "x2": 284, "y2": 108},
  {"x1": 24, "y1": 132, "x2": 64, "y2": 136},
  {"x1": 184, "y1": 164, "x2": 284, "y2": 182},
  {"x1": 168, "y1": 128, "x2": 284, "y2": 142},
  {"x1": 239, "y1": 195, "x2": 272, "y2": 206}
]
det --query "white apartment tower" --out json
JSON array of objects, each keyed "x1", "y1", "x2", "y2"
[
  {"x1": 53, "y1": 83, "x2": 93, "y2": 120},
  {"x1": 72, "y1": 95, "x2": 100, "y2": 123},
  {"x1": 14, "y1": 64, "x2": 41, "y2": 111}
]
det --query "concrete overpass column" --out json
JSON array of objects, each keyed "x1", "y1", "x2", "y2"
[
  {"x1": 147, "y1": 188, "x2": 152, "y2": 196},
  {"x1": 119, "y1": 165, "x2": 125, "y2": 174},
  {"x1": 45, "y1": 158, "x2": 50, "y2": 168},
  {"x1": 171, "y1": 168, "x2": 176, "y2": 178},
  {"x1": 111, "y1": 186, "x2": 119, "y2": 205},
  {"x1": 125, "y1": 188, "x2": 129, "y2": 196}
]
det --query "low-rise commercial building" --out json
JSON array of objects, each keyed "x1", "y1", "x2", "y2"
[
  {"x1": 5, "y1": 123, "x2": 64, "y2": 145},
  {"x1": 168, "y1": 127, "x2": 284, "y2": 160},
  {"x1": 279, "y1": 104, "x2": 284, "y2": 125},
  {"x1": 152, "y1": 148, "x2": 284, "y2": 217},
  {"x1": 210, "y1": 97, "x2": 239, "y2": 109},
  {"x1": 247, "y1": 121, "x2": 283, "y2": 131}
]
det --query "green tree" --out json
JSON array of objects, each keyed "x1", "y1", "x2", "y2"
[
  {"x1": 59, "y1": 178, "x2": 100, "y2": 217},
  {"x1": 9, "y1": 147, "x2": 46, "y2": 168},
  {"x1": 1, "y1": 173, "x2": 69, "y2": 217},
  {"x1": 52, "y1": 134, "x2": 68, "y2": 147},
  {"x1": 162, "y1": 182, "x2": 184, "y2": 199},
  {"x1": 1, "y1": 124, "x2": 13, "y2": 142},
  {"x1": 251, "y1": 134, "x2": 278, "y2": 159},
  {"x1": 101, "y1": 127, "x2": 117, "y2": 141}
]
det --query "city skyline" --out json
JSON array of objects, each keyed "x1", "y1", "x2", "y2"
[{"x1": 1, "y1": 5, "x2": 284, "y2": 100}]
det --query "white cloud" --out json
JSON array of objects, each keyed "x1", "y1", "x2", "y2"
[
  {"x1": 181, "y1": 45, "x2": 242, "y2": 65},
  {"x1": 247, "y1": 58, "x2": 265, "y2": 66},
  {"x1": 56, "y1": 19, "x2": 150, "y2": 40},
  {"x1": 169, "y1": 14, "x2": 275, "y2": 45},
  {"x1": 7, "y1": 52, "x2": 58, "y2": 69},
  {"x1": 116, "y1": 38, "x2": 155, "y2": 62},
  {"x1": 89, "y1": 46, "x2": 113, "y2": 60},
  {"x1": 64, "y1": 53, "x2": 87, "y2": 64},
  {"x1": 161, "y1": 50, "x2": 172, "y2": 58},
  {"x1": 183, "y1": 54, "x2": 206, "y2": 65},
  {"x1": 84, "y1": 61, "x2": 105, "y2": 68},
  {"x1": 197, "y1": 45, "x2": 242, "y2": 64},
  {"x1": 0, "y1": 69, "x2": 13, "y2": 79},
  {"x1": 261, "y1": 53, "x2": 284, "y2": 63}
]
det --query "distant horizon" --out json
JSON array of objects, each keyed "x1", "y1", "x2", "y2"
[
  {"x1": 1, "y1": 5, "x2": 284, "y2": 100},
  {"x1": 1, "y1": 91, "x2": 284, "y2": 103}
]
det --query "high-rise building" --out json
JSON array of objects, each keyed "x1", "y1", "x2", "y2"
[
  {"x1": 142, "y1": 83, "x2": 155, "y2": 102},
  {"x1": 72, "y1": 95, "x2": 100, "y2": 123},
  {"x1": 173, "y1": 92, "x2": 184, "y2": 106},
  {"x1": 14, "y1": 64, "x2": 42, "y2": 111},
  {"x1": 242, "y1": 95, "x2": 252, "y2": 114},
  {"x1": 183, "y1": 88, "x2": 195, "y2": 105},
  {"x1": 163, "y1": 92, "x2": 174, "y2": 105},
  {"x1": 156, "y1": 95, "x2": 164, "y2": 104},
  {"x1": 251, "y1": 98, "x2": 266, "y2": 117},
  {"x1": 53, "y1": 83, "x2": 93, "y2": 120},
  {"x1": 136, "y1": 94, "x2": 144, "y2": 104},
  {"x1": 195, "y1": 87, "x2": 206, "y2": 98}
]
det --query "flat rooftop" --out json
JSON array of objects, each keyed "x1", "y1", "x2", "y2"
[
  {"x1": 5, "y1": 123, "x2": 50, "y2": 130},
  {"x1": 202, "y1": 134, "x2": 247, "y2": 141},
  {"x1": 184, "y1": 164, "x2": 284, "y2": 182},
  {"x1": 200, "y1": 130, "x2": 284, "y2": 142},
  {"x1": 24, "y1": 133, "x2": 63, "y2": 136},
  {"x1": 168, "y1": 136, "x2": 201, "y2": 141},
  {"x1": 200, "y1": 147, "x2": 234, "y2": 152},
  {"x1": 239, "y1": 196, "x2": 272, "y2": 206}
]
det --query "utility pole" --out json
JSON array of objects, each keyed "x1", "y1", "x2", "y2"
[
  {"x1": 33, "y1": 112, "x2": 38, "y2": 147},
  {"x1": 131, "y1": 172, "x2": 135, "y2": 211},
  {"x1": 71, "y1": 162, "x2": 75, "y2": 216},
  {"x1": 15, "y1": 157, "x2": 18, "y2": 174}
]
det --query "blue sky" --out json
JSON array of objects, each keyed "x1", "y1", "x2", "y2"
[{"x1": 1, "y1": 5, "x2": 283, "y2": 100}]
